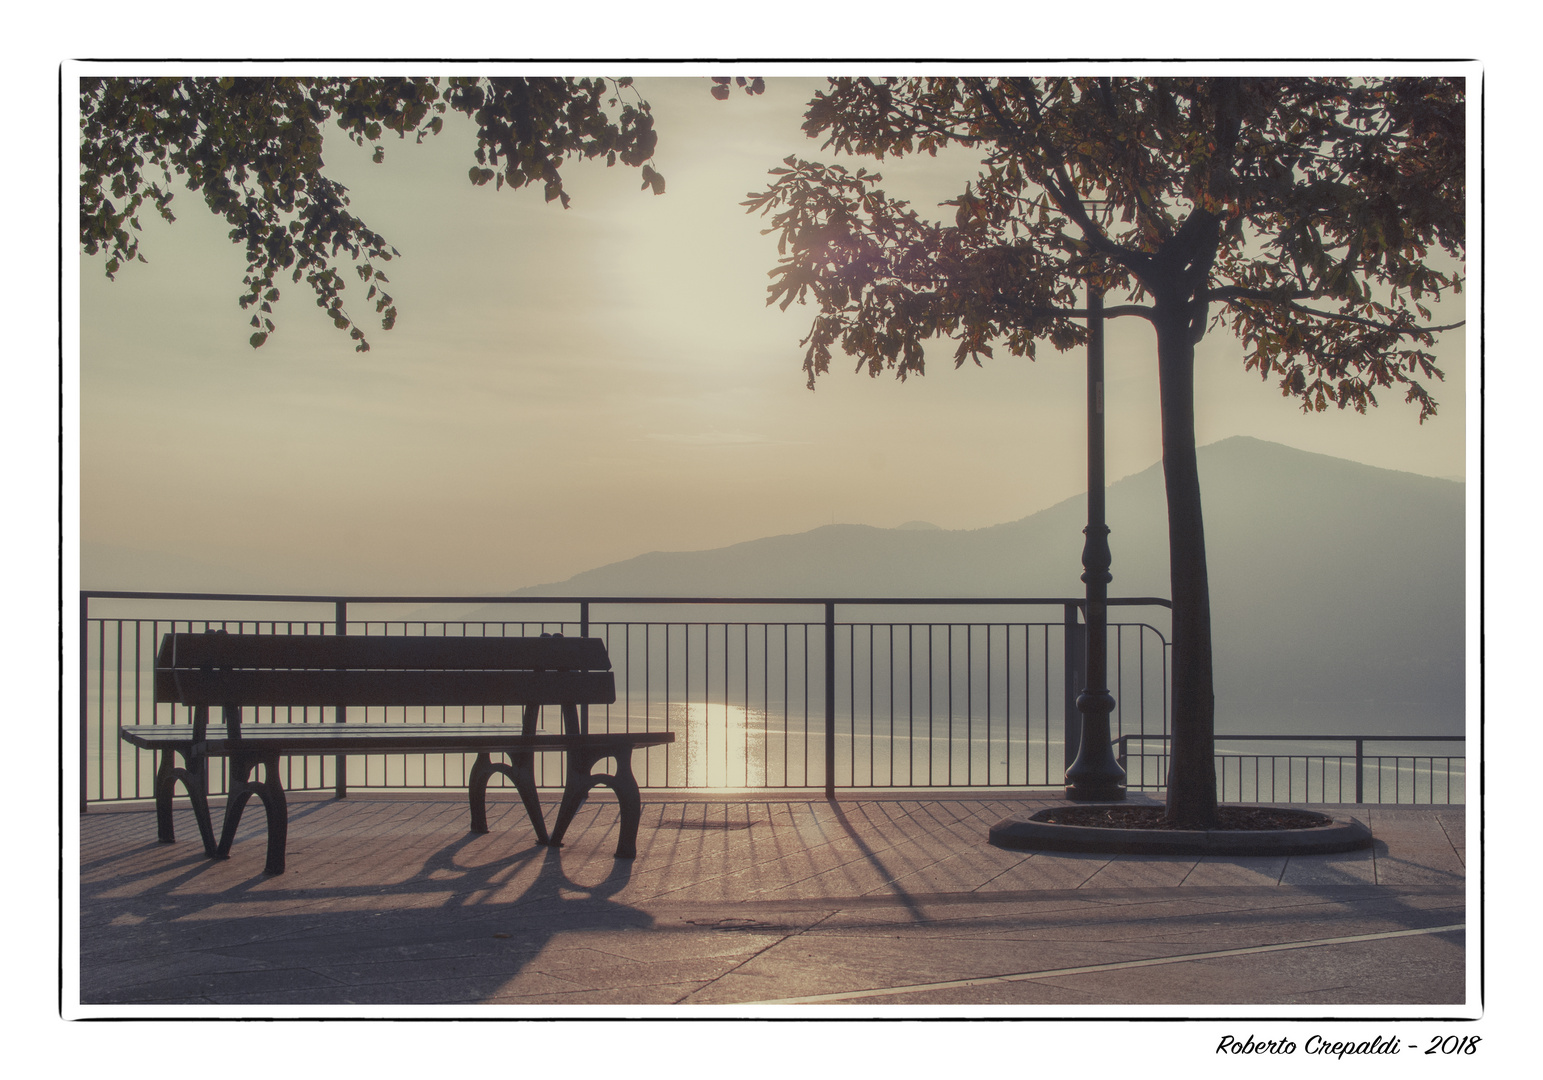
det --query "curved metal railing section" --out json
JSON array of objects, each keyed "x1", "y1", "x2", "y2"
[{"x1": 78, "y1": 590, "x2": 1457, "y2": 808}]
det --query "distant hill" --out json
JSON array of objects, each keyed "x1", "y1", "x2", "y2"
[{"x1": 516, "y1": 437, "x2": 1466, "y2": 735}]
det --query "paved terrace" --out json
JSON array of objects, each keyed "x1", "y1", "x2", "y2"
[{"x1": 77, "y1": 792, "x2": 1467, "y2": 1011}]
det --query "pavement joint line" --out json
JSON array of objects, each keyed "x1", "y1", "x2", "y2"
[
  {"x1": 678, "y1": 907, "x2": 843, "y2": 1005},
  {"x1": 747, "y1": 922, "x2": 1467, "y2": 1004}
]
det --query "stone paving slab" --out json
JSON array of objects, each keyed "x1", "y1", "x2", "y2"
[
  {"x1": 75, "y1": 794, "x2": 1467, "y2": 1013},
  {"x1": 1029, "y1": 930, "x2": 1466, "y2": 1006}
]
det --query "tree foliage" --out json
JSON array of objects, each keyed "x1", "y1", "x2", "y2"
[
  {"x1": 744, "y1": 77, "x2": 1464, "y2": 824},
  {"x1": 746, "y1": 77, "x2": 1463, "y2": 420},
  {"x1": 79, "y1": 76, "x2": 671, "y2": 351}
]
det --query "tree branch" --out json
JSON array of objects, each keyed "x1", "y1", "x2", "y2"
[
  {"x1": 1289, "y1": 306, "x2": 1465, "y2": 335},
  {"x1": 1049, "y1": 304, "x2": 1154, "y2": 322},
  {"x1": 967, "y1": 78, "x2": 1144, "y2": 277},
  {"x1": 1212, "y1": 287, "x2": 1464, "y2": 336},
  {"x1": 1207, "y1": 285, "x2": 1310, "y2": 303}
]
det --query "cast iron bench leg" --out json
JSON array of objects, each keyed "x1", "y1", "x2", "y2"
[
  {"x1": 217, "y1": 751, "x2": 289, "y2": 875},
  {"x1": 548, "y1": 750, "x2": 591, "y2": 850},
  {"x1": 153, "y1": 749, "x2": 177, "y2": 842},
  {"x1": 468, "y1": 751, "x2": 549, "y2": 846},
  {"x1": 154, "y1": 745, "x2": 219, "y2": 857},
  {"x1": 508, "y1": 750, "x2": 546, "y2": 844},
  {"x1": 608, "y1": 748, "x2": 643, "y2": 859},
  {"x1": 549, "y1": 747, "x2": 642, "y2": 858}
]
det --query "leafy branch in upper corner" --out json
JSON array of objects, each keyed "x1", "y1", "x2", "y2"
[{"x1": 80, "y1": 75, "x2": 674, "y2": 352}]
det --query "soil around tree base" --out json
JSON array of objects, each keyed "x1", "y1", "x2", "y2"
[{"x1": 988, "y1": 804, "x2": 1373, "y2": 856}]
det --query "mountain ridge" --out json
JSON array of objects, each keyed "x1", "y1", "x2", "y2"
[{"x1": 512, "y1": 436, "x2": 1465, "y2": 735}]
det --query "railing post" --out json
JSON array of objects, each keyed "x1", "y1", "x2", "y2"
[
  {"x1": 825, "y1": 602, "x2": 836, "y2": 800},
  {"x1": 580, "y1": 602, "x2": 591, "y2": 733},
  {"x1": 334, "y1": 600, "x2": 348, "y2": 799},
  {"x1": 1354, "y1": 737, "x2": 1364, "y2": 804},
  {"x1": 80, "y1": 592, "x2": 89, "y2": 814},
  {"x1": 1062, "y1": 602, "x2": 1083, "y2": 774}
]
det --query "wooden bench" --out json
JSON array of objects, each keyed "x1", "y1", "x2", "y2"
[{"x1": 119, "y1": 631, "x2": 673, "y2": 874}]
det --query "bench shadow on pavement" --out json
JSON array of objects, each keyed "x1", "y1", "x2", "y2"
[{"x1": 79, "y1": 804, "x2": 649, "y2": 1006}]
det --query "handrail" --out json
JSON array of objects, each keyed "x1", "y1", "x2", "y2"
[
  {"x1": 1115, "y1": 733, "x2": 1466, "y2": 805},
  {"x1": 82, "y1": 590, "x2": 1172, "y2": 608},
  {"x1": 1117, "y1": 733, "x2": 1464, "y2": 743}
]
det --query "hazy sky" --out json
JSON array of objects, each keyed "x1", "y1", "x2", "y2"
[{"x1": 76, "y1": 69, "x2": 1471, "y2": 595}]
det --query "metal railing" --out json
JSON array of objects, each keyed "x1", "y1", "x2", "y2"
[
  {"x1": 79, "y1": 591, "x2": 1172, "y2": 807},
  {"x1": 78, "y1": 590, "x2": 1465, "y2": 808},
  {"x1": 1117, "y1": 734, "x2": 1467, "y2": 805}
]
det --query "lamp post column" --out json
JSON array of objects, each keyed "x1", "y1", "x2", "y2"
[{"x1": 1065, "y1": 285, "x2": 1127, "y2": 801}]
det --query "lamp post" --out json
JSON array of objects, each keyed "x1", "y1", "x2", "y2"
[{"x1": 1065, "y1": 284, "x2": 1127, "y2": 801}]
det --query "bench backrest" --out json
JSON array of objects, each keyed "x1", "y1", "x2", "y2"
[{"x1": 154, "y1": 632, "x2": 616, "y2": 708}]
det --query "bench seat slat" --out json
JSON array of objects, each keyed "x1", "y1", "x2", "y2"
[{"x1": 157, "y1": 669, "x2": 616, "y2": 707}]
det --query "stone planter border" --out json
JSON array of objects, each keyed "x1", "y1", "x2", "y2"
[{"x1": 988, "y1": 806, "x2": 1373, "y2": 856}]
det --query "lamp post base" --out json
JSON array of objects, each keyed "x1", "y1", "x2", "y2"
[
  {"x1": 1064, "y1": 780, "x2": 1127, "y2": 802},
  {"x1": 1065, "y1": 688, "x2": 1126, "y2": 801}
]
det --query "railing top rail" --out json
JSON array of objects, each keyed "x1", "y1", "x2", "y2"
[
  {"x1": 82, "y1": 590, "x2": 1173, "y2": 609},
  {"x1": 1118, "y1": 733, "x2": 1465, "y2": 743}
]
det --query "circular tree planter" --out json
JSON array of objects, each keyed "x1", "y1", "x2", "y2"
[{"x1": 989, "y1": 805, "x2": 1372, "y2": 856}]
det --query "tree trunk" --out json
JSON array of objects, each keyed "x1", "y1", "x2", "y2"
[{"x1": 1154, "y1": 307, "x2": 1218, "y2": 827}]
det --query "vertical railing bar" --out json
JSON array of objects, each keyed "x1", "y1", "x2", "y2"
[
  {"x1": 758, "y1": 622, "x2": 766, "y2": 788},
  {"x1": 1139, "y1": 625, "x2": 1148, "y2": 743},
  {"x1": 983, "y1": 624, "x2": 990, "y2": 786},
  {"x1": 803, "y1": 622, "x2": 810, "y2": 788},
  {"x1": 781, "y1": 623, "x2": 789, "y2": 787},
  {"x1": 901, "y1": 625, "x2": 909, "y2": 788},
  {"x1": 846, "y1": 623, "x2": 854, "y2": 787},
  {"x1": 131, "y1": 619, "x2": 144, "y2": 798},
  {"x1": 643, "y1": 622, "x2": 652, "y2": 785},
  {"x1": 725, "y1": 622, "x2": 731, "y2": 787},
  {"x1": 705, "y1": 623, "x2": 714, "y2": 788},
  {"x1": 1355, "y1": 737, "x2": 1365, "y2": 804},
  {"x1": 887, "y1": 624, "x2": 895, "y2": 788},
  {"x1": 866, "y1": 623, "x2": 874, "y2": 788},
  {"x1": 924, "y1": 624, "x2": 932, "y2": 787},
  {"x1": 1114, "y1": 624, "x2": 1123, "y2": 743},
  {"x1": 1003, "y1": 623, "x2": 1012, "y2": 786},
  {"x1": 334, "y1": 600, "x2": 348, "y2": 799},
  {"x1": 672, "y1": 623, "x2": 678, "y2": 783},
  {"x1": 731, "y1": 623, "x2": 737, "y2": 783},
  {"x1": 947, "y1": 623, "x2": 955, "y2": 787},
  {"x1": 753, "y1": 622, "x2": 761, "y2": 788},
  {"x1": 824, "y1": 602, "x2": 836, "y2": 800},
  {"x1": 579, "y1": 602, "x2": 590, "y2": 735},
  {"x1": 95, "y1": 617, "x2": 106, "y2": 805},
  {"x1": 851, "y1": 623, "x2": 861, "y2": 788},
  {"x1": 79, "y1": 596, "x2": 90, "y2": 812},
  {"x1": 1045, "y1": 622, "x2": 1054, "y2": 785},
  {"x1": 965, "y1": 624, "x2": 972, "y2": 786}
]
